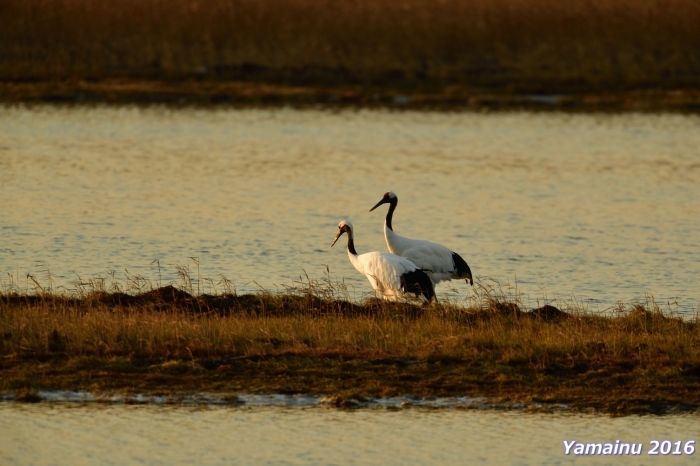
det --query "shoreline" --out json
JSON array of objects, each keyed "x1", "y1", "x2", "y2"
[
  {"x1": 5, "y1": 357, "x2": 700, "y2": 416},
  {"x1": 3, "y1": 390, "x2": 572, "y2": 412},
  {"x1": 2, "y1": 80, "x2": 700, "y2": 112},
  {"x1": 0, "y1": 391, "x2": 585, "y2": 415}
]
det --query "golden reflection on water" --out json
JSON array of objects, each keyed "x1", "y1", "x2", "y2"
[
  {"x1": 1, "y1": 403, "x2": 699, "y2": 465},
  {"x1": 0, "y1": 106, "x2": 699, "y2": 313}
]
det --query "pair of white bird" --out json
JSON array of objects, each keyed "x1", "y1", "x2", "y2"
[{"x1": 331, "y1": 191, "x2": 474, "y2": 304}]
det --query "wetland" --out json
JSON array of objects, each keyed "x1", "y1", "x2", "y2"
[
  {"x1": 1, "y1": 106, "x2": 699, "y2": 462},
  {"x1": 4, "y1": 1, "x2": 700, "y2": 461}
]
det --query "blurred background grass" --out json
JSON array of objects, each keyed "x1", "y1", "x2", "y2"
[{"x1": 2, "y1": 0, "x2": 699, "y2": 93}]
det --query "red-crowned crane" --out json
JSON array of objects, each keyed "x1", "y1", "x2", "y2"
[
  {"x1": 369, "y1": 191, "x2": 474, "y2": 286},
  {"x1": 331, "y1": 220, "x2": 435, "y2": 303}
]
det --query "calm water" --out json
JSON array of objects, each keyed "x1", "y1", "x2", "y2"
[
  {"x1": 1, "y1": 402, "x2": 699, "y2": 465},
  {"x1": 1, "y1": 105, "x2": 699, "y2": 313}
]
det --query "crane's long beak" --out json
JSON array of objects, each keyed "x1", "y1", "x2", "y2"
[
  {"x1": 331, "y1": 230, "x2": 344, "y2": 247},
  {"x1": 369, "y1": 198, "x2": 387, "y2": 212}
]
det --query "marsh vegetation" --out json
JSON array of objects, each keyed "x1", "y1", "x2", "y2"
[
  {"x1": 2, "y1": 270, "x2": 699, "y2": 414},
  {"x1": 2, "y1": 0, "x2": 700, "y2": 108}
]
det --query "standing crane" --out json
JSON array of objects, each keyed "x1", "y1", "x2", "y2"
[
  {"x1": 369, "y1": 191, "x2": 474, "y2": 286},
  {"x1": 331, "y1": 220, "x2": 435, "y2": 303}
]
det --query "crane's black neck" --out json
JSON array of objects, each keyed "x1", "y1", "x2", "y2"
[
  {"x1": 385, "y1": 198, "x2": 397, "y2": 231},
  {"x1": 346, "y1": 232, "x2": 358, "y2": 255}
]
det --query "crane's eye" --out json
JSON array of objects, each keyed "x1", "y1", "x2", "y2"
[{"x1": 383, "y1": 191, "x2": 389, "y2": 197}]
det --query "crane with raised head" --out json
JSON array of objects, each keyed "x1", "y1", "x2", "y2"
[{"x1": 369, "y1": 191, "x2": 474, "y2": 286}]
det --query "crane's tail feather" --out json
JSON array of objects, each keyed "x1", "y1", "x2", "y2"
[{"x1": 400, "y1": 269, "x2": 435, "y2": 303}]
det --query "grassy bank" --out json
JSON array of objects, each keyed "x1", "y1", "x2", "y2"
[
  {"x1": 2, "y1": 0, "x2": 700, "y2": 106},
  {"x1": 2, "y1": 280, "x2": 700, "y2": 414}
]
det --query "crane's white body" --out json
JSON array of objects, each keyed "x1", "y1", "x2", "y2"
[
  {"x1": 331, "y1": 220, "x2": 434, "y2": 303},
  {"x1": 384, "y1": 226, "x2": 460, "y2": 285},
  {"x1": 370, "y1": 191, "x2": 473, "y2": 286},
  {"x1": 347, "y1": 249, "x2": 426, "y2": 302}
]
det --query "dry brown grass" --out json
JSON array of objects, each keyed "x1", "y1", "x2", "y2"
[
  {"x1": 2, "y1": 0, "x2": 700, "y2": 92},
  {"x1": 2, "y1": 274, "x2": 700, "y2": 413},
  {"x1": 1, "y1": 284, "x2": 697, "y2": 362},
  {"x1": 0, "y1": 266, "x2": 696, "y2": 361}
]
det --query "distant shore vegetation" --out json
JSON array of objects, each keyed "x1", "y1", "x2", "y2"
[
  {"x1": 1, "y1": 0, "x2": 700, "y2": 109},
  {"x1": 2, "y1": 269, "x2": 700, "y2": 414}
]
